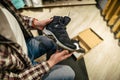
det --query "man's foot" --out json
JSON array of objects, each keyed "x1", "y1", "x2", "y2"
[{"x1": 43, "y1": 16, "x2": 76, "y2": 51}]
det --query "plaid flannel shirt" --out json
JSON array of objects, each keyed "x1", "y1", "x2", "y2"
[{"x1": 0, "y1": 0, "x2": 50, "y2": 80}]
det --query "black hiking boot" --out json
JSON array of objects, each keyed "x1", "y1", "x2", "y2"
[{"x1": 43, "y1": 16, "x2": 76, "y2": 51}]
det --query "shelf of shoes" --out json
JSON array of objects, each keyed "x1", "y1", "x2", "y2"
[
  {"x1": 23, "y1": 0, "x2": 96, "y2": 8},
  {"x1": 24, "y1": 0, "x2": 43, "y2": 7}
]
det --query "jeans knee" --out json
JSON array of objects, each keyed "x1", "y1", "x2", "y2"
[
  {"x1": 27, "y1": 36, "x2": 57, "y2": 61},
  {"x1": 41, "y1": 36, "x2": 57, "y2": 52},
  {"x1": 42, "y1": 65, "x2": 75, "y2": 80},
  {"x1": 63, "y1": 65, "x2": 75, "y2": 80}
]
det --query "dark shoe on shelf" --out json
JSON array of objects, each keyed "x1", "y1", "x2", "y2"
[{"x1": 43, "y1": 16, "x2": 76, "y2": 51}]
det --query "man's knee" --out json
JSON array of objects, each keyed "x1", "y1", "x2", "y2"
[
  {"x1": 61, "y1": 65, "x2": 75, "y2": 80},
  {"x1": 37, "y1": 36, "x2": 57, "y2": 50},
  {"x1": 42, "y1": 65, "x2": 75, "y2": 80},
  {"x1": 26, "y1": 36, "x2": 57, "y2": 60},
  {"x1": 39, "y1": 36, "x2": 57, "y2": 53},
  {"x1": 54, "y1": 65, "x2": 75, "y2": 79}
]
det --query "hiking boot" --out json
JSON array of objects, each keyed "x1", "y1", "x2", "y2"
[{"x1": 43, "y1": 16, "x2": 76, "y2": 51}]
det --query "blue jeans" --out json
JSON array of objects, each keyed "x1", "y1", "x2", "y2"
[
  {"x1": 27, "y1": 36, "x2": 57, "y2": 64},
  {"x1": 27, "y1": 36, "x2": 75, "y2": 80}
]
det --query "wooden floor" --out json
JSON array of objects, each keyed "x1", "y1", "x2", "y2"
[{"x1": 22, "y1": 5, "x2": 120, "y2": 80}]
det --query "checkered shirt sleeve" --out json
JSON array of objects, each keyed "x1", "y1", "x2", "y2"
[{"x1": 0, "y1": 40, "x2": 50, "y2": 80}]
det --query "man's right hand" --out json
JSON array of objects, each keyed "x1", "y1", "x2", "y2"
[
  {"x1": 47, "y1": 50, "x2": 72, "y2": 68},
  {"x1": 33, "y1": 18, "x2": 53, "y2": 30}
]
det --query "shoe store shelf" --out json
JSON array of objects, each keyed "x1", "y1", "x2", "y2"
[{"x1": 24, "y1": 0, "x2": 96, "y2": 9}]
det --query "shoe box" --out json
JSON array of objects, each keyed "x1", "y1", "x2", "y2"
[{"x1": 73, "y1": 28, "x2": 103, "y2": 60}]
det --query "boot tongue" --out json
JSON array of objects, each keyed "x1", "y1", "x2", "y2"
[
  {"x1": 53, "y1": 16, "x2": 64, "y2": 24},
  {"x1": 63, "y1": 16, "x2": 71, "y2": 26}
]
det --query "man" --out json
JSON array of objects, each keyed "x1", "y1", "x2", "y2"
[{"x1": 0, "y1": 0, "x2": 75, "y2": 80}]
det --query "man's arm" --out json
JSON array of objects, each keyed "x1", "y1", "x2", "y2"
[
  {"x1": 0, "y1": 43, "x2": 72, "y2": 80},
  {"x1": 20, "y1": 15, "x2": 52, "y2": 30},
  {"x1": 0, "y1": 43, "x2": 50, "y2": 80},
  {"x1": 0, "y1": 35, "x2": 72, "y2": 80}
]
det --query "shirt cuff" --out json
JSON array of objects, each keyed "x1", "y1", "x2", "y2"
[
  {"x1": 32, "y1": 18, "x2": 38, "y2": 28},
  {"x1": 40, "y1": 61, "x2": 51, "y2": 72}
]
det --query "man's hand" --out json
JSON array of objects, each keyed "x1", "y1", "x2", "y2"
[
  {"x1": 33, "y1": 18, "x2": 53, "y2": 30},
  {"x1": 47, "y1": 50, "x2": 72, "y2": 68}
]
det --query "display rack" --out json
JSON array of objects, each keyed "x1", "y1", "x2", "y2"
[{"x1": 24, "y1": 0, "x2": 96, "y2": 8}]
